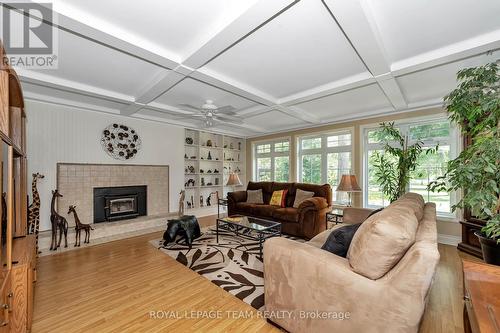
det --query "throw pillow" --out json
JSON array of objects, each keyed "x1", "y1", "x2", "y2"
[
  {"x1": 321, "y1": 223, "x2": 362, "y2": 257},
  {"x1": 293, "y1": 189, "x2": 314, "y2": 208},
  {"x1": 270, "y1": 190, "x2": 288, "y2": 207},
  {"x1": 246, "y1": 189, "x2": 264, "y2": 204}
]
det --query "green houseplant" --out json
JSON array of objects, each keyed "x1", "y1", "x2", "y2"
[
  {"x1": 429, "y1": 62, "x2": 500, "y2": 265},
  {"x1": 371, "y1": 122, "x2": 435, "y2": 203}
]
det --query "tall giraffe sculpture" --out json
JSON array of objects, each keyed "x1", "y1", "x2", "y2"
[
  {"x1": 50, "y1": 190, "x2": 68, "y2": 250},
  {"x1": 28, "y1": 173, "x2": 44, "y2": 251},
  {"x1": 67, "y1": 205, "x2": 93, "y2": 247}
]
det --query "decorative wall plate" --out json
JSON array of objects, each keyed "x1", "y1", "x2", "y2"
[{"x1": 101, "y1": 124, "x2": 142, "y2": 160}]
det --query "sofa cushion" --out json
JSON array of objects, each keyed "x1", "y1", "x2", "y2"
[
  {"x1": 389, "y1": 192, "x2": 425, "y2": 221},
  {"x1": 293, "y1": 189, "x2": 314, "y2": 208},
  {"x1": 253, "y1": 205, "x2": 279, "y2": 218},
  {"x1": 247, "y1": 181, "x2": 273, "y2": 204},
  {"x1": 272, "y1": 207, "x2": 299, "y2": 223},
  {"x1": 271, "y1": 182, "x2": 294, "y2": 207},
  {"x1": 270, "y1": 190, "x2": 288, "y2": 207},
  {"x1": 235, "y1": 202, "x2": 257, "y2": 215},
  {"x1": 321, "y1": 223, "x2": 362, "y2": 257},
  {"x1": 347, "y1": 206, "x2": 418, "y2": 280},
  {"x1": 294, "y1": 183, "x2": 332, "y2": 206},
  {"x1": 246, "y1": 189, "x2": 264, "y2": 204}
]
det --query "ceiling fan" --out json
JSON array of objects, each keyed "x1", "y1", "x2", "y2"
[{"x1": 177, "y1": 100, "x2": 243, "y2": 127}]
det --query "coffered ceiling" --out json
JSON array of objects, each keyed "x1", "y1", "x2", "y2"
[{"x1": 9, "y1": 0, "x2": 500, "y2": 137}]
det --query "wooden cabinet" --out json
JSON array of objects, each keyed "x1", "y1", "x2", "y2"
[
  {"x1": 463, "y1": 260, "x2": 500, "y2": 333},
  {"x1": 10, "y1": 236, "x2": 36, "y2": 333},
  {"x1": 0, "y1": 40, "x2": 34, "y2": 332},
  {"x1": 0, "y1": 72, "x2": 8, "y2": 138}
]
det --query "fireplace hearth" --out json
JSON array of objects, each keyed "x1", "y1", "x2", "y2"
[{"x1": 94, "y1": 186, "x2": 147, "y2": 223}]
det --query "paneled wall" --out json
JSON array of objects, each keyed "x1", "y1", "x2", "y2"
[{"x1": 25, "y1": 100, "x2": 184, "y2": 231}]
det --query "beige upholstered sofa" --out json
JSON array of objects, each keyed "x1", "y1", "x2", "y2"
[{"x1": 263, "y1": 193, "x2": 440, "y2": 333}]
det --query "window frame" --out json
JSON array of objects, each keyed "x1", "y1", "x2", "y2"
[
  {"x1": 253, "y1": 137, "x2": 291, "y2": 182},
  {"x1": 297, "y1": 129, "x2": 354, "y2": 204},
  {"x1": 360, "y1": 115, "x2": 459, "y2": 219}
]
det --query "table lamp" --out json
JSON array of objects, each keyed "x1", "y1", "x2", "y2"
[{"x1": 336, "y1": 174, "x2": 361, "y2": 207}]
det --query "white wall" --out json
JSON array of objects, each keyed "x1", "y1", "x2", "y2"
[{"x1": 26, "y1": 100, "x2": 184, "y2": 231}]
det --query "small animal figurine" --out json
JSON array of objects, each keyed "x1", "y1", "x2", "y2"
[
  {"x1": 163, "y1": 215, "x2": 201, "y2": 249},
  {"x1": 50, "y1": 190, "x2": 69, "y2": 250},
  {"x1": 28, "y1": 173, "x2": 45, "y2": 252},
  {"x1": 67, "y1": 205, "x2": 94, "y2": 247},
  {"x1": 178, "y1": 190, "x2": 185, "y2": 217}
]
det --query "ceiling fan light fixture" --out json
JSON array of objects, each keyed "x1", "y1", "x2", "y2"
[{"x1": 204, "y1": 118, "x2": 214, "y2": 127}]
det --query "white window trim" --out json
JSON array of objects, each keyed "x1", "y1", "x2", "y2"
[
  {"x1": 297, "y1": 128, "x2": 354, "y2": 204},
  {"x1": 360, "y1": 114, "x2": 460, "y2": 219},
  {"x1": 253, "y1": 137, "x2": 291, "y2": 182}
]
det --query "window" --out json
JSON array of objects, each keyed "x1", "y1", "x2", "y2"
[
  {"x1": 363, "y1": 119, "x2": 457, "y2": 216},
  {"x1": 298, "y1": 131, "x2": 353, "y2": 203},
  {"x1": 254, "y1": 139, "x2": 290, "y2": 182}
]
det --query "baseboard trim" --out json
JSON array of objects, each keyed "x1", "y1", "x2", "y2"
[{"x1": 438, "y1": 234, "x2": 461, "y2": 246}]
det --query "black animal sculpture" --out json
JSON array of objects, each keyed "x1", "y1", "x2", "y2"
[{"x1": 162, "y1": 215, "x2": 201, "y2": 249}]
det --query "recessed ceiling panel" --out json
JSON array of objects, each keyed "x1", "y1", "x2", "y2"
[
  {"x1": 203, "y1": 0, "x2": 368, "y2": 99},
  {"x1": 367, "y1": 0, "x2": 500, "y2": 62},
  {"x1": 21, "y1": 82, "x2": 128, "y2": 112},
  {"x1": 31, "y1": 25, "x2": 166, "y2": 96},
  {"x1": 57, "y1": 0, "x2": 258, "y2": 59},
  {"x1": 244, "y1": 110, "x2": 306, "y2": 131},
  {"x1": 294, "y1": 84, "x2": 392, "y2": 119},
  {"x1": 396, "y1": 51, "x2": 499, "y2": 104},
  {"x1": 153, "y1": 78, "x2": 258, "y2": 111}
]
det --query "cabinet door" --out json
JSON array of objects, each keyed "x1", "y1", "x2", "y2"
[
  {"x1": 0, "y1": 71, "x2": 8, "y2": 138},
  {"x1": 0, "y1": 274, "x2": 12, "y2": 333}
]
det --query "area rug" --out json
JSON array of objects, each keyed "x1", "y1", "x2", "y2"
[{"x1": 150, "y1": 228, "x2": 303, "y2": 310}]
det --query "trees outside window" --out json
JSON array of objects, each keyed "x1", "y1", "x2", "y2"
[
  {"x1": 254, "y1": 139, "x2": 290, "y2": 182},
  {"x1": 298, "y1": 131, "x2": 353, "y2": 203},
  {"x1": 364, "y1": 119, "x2": 457, "y2": 216}
]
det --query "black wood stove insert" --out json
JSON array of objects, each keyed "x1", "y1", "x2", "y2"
[{"x1": 93, "y1": 185, "x2": 147, "y2": 223}]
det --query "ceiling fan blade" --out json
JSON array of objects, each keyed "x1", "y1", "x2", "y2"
[
  {"x1": 177, "y1": 104, "x2": 201, "y2": 112},
  {"x1": 214, "y1": 113, "x2": 243, "y2": 123},
  {"x1": 216, "y1": 105, "x2": 236, "y2": 114}
]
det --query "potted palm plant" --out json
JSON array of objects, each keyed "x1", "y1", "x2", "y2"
[
  {"x1": 371, "y1": 122, "x2": 436, "y2": 203},
  {"x1": 429, "y1": 62, "x2": 499, "y2": 265}
]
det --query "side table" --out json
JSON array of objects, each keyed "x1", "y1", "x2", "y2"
[{"x1": 326, "y1": 208, "x2": 344, "y2": 229}]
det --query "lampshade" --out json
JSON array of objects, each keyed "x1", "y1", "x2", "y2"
[
  {"x1": 226, "y1": 173, "x2": 242, "y2": 186},
  {"x1": 336, "y1": 174, "x2": 361, "y2": 192}
]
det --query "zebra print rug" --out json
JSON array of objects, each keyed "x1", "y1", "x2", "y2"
[{"x1": 151, "y1": 228, "x2": 303, "y2": 310}]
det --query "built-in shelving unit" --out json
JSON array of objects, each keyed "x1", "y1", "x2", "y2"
[{"x1": 184, "y1": 129, "x2": 245, "y2": 210}]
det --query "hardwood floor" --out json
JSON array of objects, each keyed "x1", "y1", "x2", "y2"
[{"x1": 32, "y1": 216, "x2": 475, "y2": 333}]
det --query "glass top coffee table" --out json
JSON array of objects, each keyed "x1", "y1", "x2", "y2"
[{"x1": 216, "y1": 215, "x2": 281, "y2": 259}]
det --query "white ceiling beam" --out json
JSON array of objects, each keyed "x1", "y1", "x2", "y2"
[
  {"x1": 275, "y1": 105, "x2": 322, "y2": 124},
  {"x1": 279, "y1": 72, "x2": 375, "y2": 106},
  {"x1": 391, "y1": 30, "x2": 500, "y2": 76},
  {"x1": 322, "y1": 0, "x2": 390, "y2": 76},
  {"x1": 120, "y1": 103, "x2": 146, "y2": 116},
  {"x1": 18, "y1": 69, "x2": 134, "y2": 104},
  {"x1": 375, "y1": 74, "x2": 407, "y2": 110},
  {"x1": 322, "y1": 0, "x2": 408, "y2": 110},
  {"x1": 191, "y1": 69, "x2": 277, "y2": 106},
  {"x1": 215, "y1": 119, "x2": 267, "y2": 134},
  {"x1": 133, "y1": 70, "x2": 186, "y2": 105},
  {"x1": 237, "y1": 105, "x2": 274, "y2": 117},
  {"x1": 182, "y1": 0, "x2": 298, "y2": 69},
  {"x1": 24, "y1": 91, "x2": 122, "y2": 115},
  {"x1": 37, "y1": 1, "x2": 180, "y2": 68}
]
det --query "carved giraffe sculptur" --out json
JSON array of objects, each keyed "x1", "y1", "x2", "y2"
[
  {"x1": 67, "y1": 205, "x2": 93, "y2": 247},
  {"x1": 50, "y1": 190, "x2": 68, "y2": 250},
  {"x1": 28, "y1": 173, "x2": 44, "y2": 251}
]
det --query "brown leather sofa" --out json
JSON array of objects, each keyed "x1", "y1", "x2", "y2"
[{"x1": 227, "y1": 181, "x2": 332, "y2": 239}]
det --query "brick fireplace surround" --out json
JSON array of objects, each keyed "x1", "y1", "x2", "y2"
[{"x1": 57, "y1": 163, "x2": 169, "y2": 226}]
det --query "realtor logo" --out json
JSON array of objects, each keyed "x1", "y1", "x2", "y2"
[{"x1": 1, "y1": 2, "x2": 58, "y2": 69}]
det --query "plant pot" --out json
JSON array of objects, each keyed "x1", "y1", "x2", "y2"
[{"x1": 475, "y1": 232, "x2": 500, "y2": 266}]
